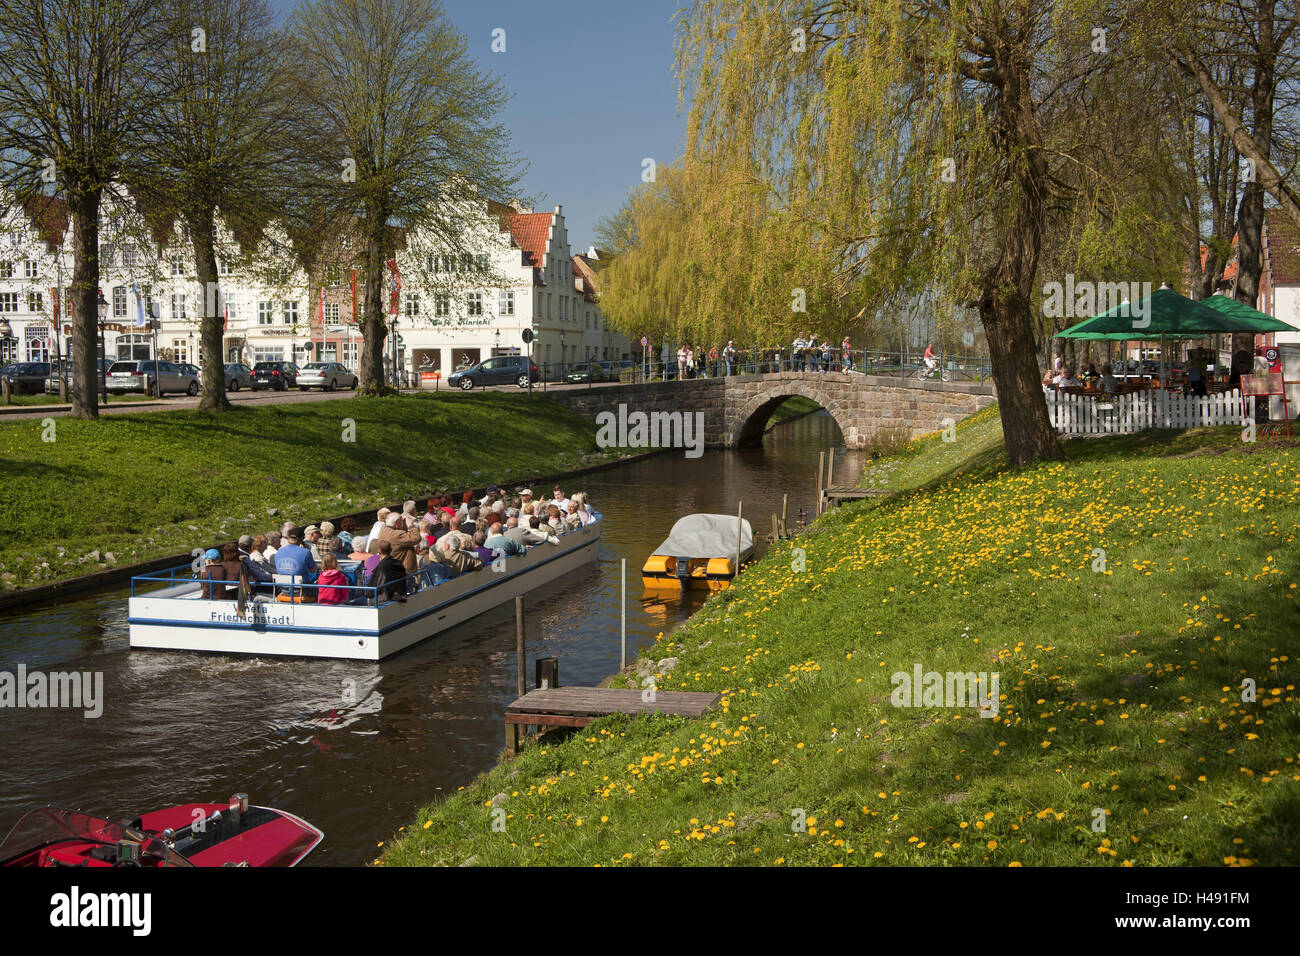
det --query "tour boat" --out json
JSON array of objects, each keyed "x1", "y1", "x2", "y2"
[
  {"x1": 1, "y1": 794, "x2": 322, "y2": 867},
  {"x1": 127, "y1": 513, "x2": 601, "y2": 661},
  {"x1": 642, "y1": 513, "x2": 754, "y2": 592}
]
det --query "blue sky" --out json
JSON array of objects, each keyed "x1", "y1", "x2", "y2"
[{"x1": 272, "y1": 0, "x2": 688, "y2": 250}]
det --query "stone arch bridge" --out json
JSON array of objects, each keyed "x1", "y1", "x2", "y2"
[{"x1": 547, "y1": 371, "x2": 997, "y2": 450}]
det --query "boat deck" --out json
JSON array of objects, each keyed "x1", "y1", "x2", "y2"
[{"x1": 504, "y1": 687, "x2": 721, "y2": 755}]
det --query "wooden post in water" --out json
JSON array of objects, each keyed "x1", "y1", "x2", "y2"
[
  {"x1": 734, "y1": 501, "x2": 744, "y2": 573},
  {"x1": 815, "y1": 452, "x2": 824, "y2": 516},
  {"x1": 781, "y1": 493, "x2": 789, "y2": 538},
  {"x1": 771, "y1": 512, "x2": 780, "y2": 543},
  {"x1": 515, "y1": 596, "x2": 525, "y2": 699},
  {"x1": 825, "y1": 453, "x2": 835, "y2": 508},
  {"x1": 620, "y1": 558, "x2": 626, "y2": 670}
]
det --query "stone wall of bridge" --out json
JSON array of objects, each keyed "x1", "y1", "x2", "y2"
[{"x1": 546, "y1": 371, "x2": 996, "y2": 450}]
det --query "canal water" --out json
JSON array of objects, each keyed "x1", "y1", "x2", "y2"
[{"x1": 0, "y1": 410, "x2": 860, "y2": 864}]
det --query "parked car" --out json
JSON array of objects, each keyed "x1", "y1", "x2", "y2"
[
  {"x1": 1, "y1": 362, "x2": 53, "y2": 395},
  {"x1": 447, "y1": 354, "x2": 539, "y2": 390},
  {"x1": 251, "y1": 361, "x2": 300, "y2": 391},
  {"x1": 296, "y1": 361, "x2": 358, "y2": 391},
  {"x1": 43, "y1": 359, "x2": 112, "y2": 394},
  {"x1": 106, "y1": 360, "x2": 199, "y2": 396},
  {"x1": 177, "y1": 362, "x2": 202, "y2": 382},
  {"x1": 564, "y1": 361, "x2": 607, "y2": 384},
  {"x1": 224, "y1": 362, "x2": 253, "y2": 391}
]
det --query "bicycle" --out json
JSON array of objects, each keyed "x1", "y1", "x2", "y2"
[{"x1": 915, "y1": 362, "x2": 952, "y2": 383}]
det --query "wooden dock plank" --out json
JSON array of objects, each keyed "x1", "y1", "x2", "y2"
[{"x1": 506, "y1": 687, "x2": 720, "y2": 719}]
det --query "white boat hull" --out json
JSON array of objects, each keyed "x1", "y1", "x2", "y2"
[{"x1": 128, "y1": 519, "x2": 601, "y2": 661}]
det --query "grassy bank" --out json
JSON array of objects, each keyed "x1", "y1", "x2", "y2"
[
  {"x1": 765, "y1": 395, "x2": 821, "y2": 427},
  {"x1": 386, "y1": 408, "x2": 1300, "y2": 866},
  {"x1": 0, "y1": 392, "x2": 609, "y2": 591}
]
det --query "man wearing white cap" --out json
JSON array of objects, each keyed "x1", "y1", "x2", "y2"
[{"x1": 365, "y1": 507, "x2": 391, "y2": 553}]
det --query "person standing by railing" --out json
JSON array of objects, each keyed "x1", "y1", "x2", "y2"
[
  {"x1": 841, "y1": 336, "x2": 854, "y2": 371},
  {"x1": 792, "y1": 334, "x2": 806, "y2": 372},
  {"x1": 723, "y1": 340, "x2": 736, "y2": 376}
]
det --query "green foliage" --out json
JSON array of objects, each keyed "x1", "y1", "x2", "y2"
[{"x1": 0, "y1": 393, "x2": 604, "y2": 590}]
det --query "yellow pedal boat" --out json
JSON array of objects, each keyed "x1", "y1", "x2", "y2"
[{"x1": 642, "y1": 513, "x2": 754, "y2": 592}]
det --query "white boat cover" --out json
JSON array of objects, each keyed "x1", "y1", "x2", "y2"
[{"x1": 652, "y1": 514, "x2": 753, "y2": 559}]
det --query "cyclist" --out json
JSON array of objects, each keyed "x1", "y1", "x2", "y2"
[{"x1": 923, "y1": 343, "x2": 938, "y2": 376}]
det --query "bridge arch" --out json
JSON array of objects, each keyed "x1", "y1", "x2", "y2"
[{"x1": 726, "y1": 379, "x2": 856, "y2": 448}]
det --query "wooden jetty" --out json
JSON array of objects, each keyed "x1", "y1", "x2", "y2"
[
  {"x1": 823, "y1": 485, "x2": 893, "y2": 507},
  {"x1": 504, "y1": 687, "x2": 721, "y2": 756}
]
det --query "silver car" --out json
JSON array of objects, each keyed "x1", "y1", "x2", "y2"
[
  {"x1": 224, "y1": 362, "x2": 254, "y2": 391},
  {"x1": 106, "y1": 360, "x2": 199, "y2": 396},
  {"x1": 296, "y1": 361, "x2": 358, "y2": 391}
]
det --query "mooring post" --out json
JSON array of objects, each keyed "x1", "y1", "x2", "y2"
[
  {"x1": 825, "y1": 452, "x2": 835, "y2": 508},
  {"x1": 515, "y1": 596, "x2": 525, "y2": 699},
  {"x1": 781, "y1": 493, "x2": 789, "y2": 538},
  {"x1": 620, "y1": 557, "x2": 627, "y2": 670},
  {"x1": 815, "y1": 451, "x2": 824, "y2": 516}
]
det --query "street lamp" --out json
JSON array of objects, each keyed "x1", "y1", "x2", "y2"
[
  {"x1": 494, "y1": 327, "x2": 500, "y2": 355},
  {"x1": 559, "y1": 329, "x2": 566, "y2": 377},
  {"x1": 96, "y1": 289, "x2": 108, "y2": 403}
]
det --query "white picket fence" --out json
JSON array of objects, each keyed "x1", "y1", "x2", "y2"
[{"x1": 1045, "y1": 388, "x2": 1254, "y2": 436}]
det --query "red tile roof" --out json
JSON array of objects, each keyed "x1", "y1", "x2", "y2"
[
  {"x1": 504, "y1": 212, "x2": 554, "y2": 281},
  {"x1": 1264, "y1": 208, "x2": 1300, "y2": 285},
  {"x1": 573, "y1": 254, "x2": 600, "y2": 301}
]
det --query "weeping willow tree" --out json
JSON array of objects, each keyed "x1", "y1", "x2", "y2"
[
  {"x1": 596, "y1": 156, "x2": 841, "y2": 350},
  {"x1": 674, "y1": 0, "x2": 1187, "y2": 465}
]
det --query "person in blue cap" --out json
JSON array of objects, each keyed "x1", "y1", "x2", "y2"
[{"x1": 199, "y1": 548, "x2": 229, "y2": 599}]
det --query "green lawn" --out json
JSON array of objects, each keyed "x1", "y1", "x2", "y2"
[
  {"x1": 385, "y1": 409, "x2": 1300, "y2": 867},
  {"x1": 0, "y1": 392, "x2": 610, "y2": 590},
  {"x1": 1, "y1": 392, "x2": 155, "y2": 406}
]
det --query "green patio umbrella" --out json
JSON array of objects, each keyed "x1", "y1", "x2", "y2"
[
  {"x1": 1194, "y1": 293, "x2": 1298, "y2": 334},
  {"x1": 1055, "y1": 286, "x2": 1243, "y2": 339}
]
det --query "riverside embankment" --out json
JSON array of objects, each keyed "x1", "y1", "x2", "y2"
[{"x1": 385, "y1": 408, "x2": 1300, "y2": 867}]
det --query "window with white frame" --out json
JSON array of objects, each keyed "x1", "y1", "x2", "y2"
[
  {"x1": 24, "y1": 259, "x2": 38, "y2": 278},
  {"x1": 172, "y1": 339, "x2": 189, "y2": 364},
  {"x1": 460, "y1": 253, "x2": 472, "y2": 272},
  {"x1": 27, "y1": 292, "x2": 44, "y2": 313},
  {"x1": 113, "y1": 286, "x2": 127, "y2": 318},
  {"x1": 0, "y1": 337, "x2": 16, "y2": 362},
  {"x1": 475, "y1": 254, "x2": 488, "y2": 273},
  {"x1": 0, "y1": 262, "x2": 10, "y2": 279},
  {"x1": 26, "y1": 331, "x2": 50, "y2": 362},
  {"x1": 258, "y1": 301, "x2": 274, "y2": 325},
  {"x1": 404, "y1": 292, "x2": 420, "y2": 317},
  {"x1": 217, "y1": 259, "x2": 230, "y2": 276},
  {"x1": 427, "y1": 254, "x2": 440, "y2": 274},
  {"x1": 282, "y1": 300, "x2": 298, "y2": 325},
  {"x1": 0, "y1": 292, "x2": 18, "y2": 312},
  {"x1": 171, "y1": 292, "x2": 187, "y2": 321},
  {"x1": 342, "y1": 341, "x2": 358, "y2": 368},
  {"x1": 466, "y1": 292, "x2": 482, "y2": 316},
  {"x1": 434, "y1": 294, "x2": 449, "y2": 317},
  {"x1": 253, "y1": 346, "x2": 285, "y2": 364},
  {"x1": 123, "y1": 244, "x2": 137, "y2": 267},
  {"x1": 325, "y1": 303, "x2": 339, "y2": 323},
  {"x1": 498, "y1": 290, "x2": 514, "y2": 316},
  {"x1": 326, "y1": 264, "x2": 342, "y2": 286},
  {"x1": 171, "y1": 255, "x2": 184, "y2": 276}
]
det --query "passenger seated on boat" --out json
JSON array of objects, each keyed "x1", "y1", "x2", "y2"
[
  {"x1": 437, "y1": 531, "x2": 483, "y2": 575},
  {"x1": 364, "y1": 507, "x2": 391, "y2": 553},
  {"x1": 263, "y1": 532, "x2": 281, "y2": 562},
  {"x1": 367, "y1": 540, "x2": 409, "y2": 603},
  {"x1": 336, "y1": 517, "x2": 356, "y2": 554},
  {"x1": 199, "y1": 548, "x2": 229, "y2": 599},
  {"x1": 240, "y1": 535, "x2": 274, "y2": 584},
  {"x1": 562, "y1": 501, "x2": 584, "y2": 531},
  {"x1": 545, "y1": 504, "x2": 565, "y2": 534},
  {"x1": 472, "y1": 530, "x2": 496, "y2": 566},
  {"x1": 486, "y1": 521, "x2": 525, "y2": 557},
  {"x1": 317, "y1": 520, "x2": 343, "y2": 557},
  {"x1": 509, "y1": 515, "x2": 559, "y2": 546},
  {"x1": 316, "y1": 553, "x2": 351, "y2": 605},
  {"x1": 273, "y1": 530, "x2": 317, "y2": 599}
]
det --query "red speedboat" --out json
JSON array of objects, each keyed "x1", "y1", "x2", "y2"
[{"x1": 0, "y1": 794, "x2": 323, "y2": 867}]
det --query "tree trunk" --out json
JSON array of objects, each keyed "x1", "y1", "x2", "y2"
[
  {"x1": 192, "y1": 206, "x2": 230, "y2": 411},
  {"x1": 978, "y1": 39, "x2": 1064, "y2": 466},
  {"x1": 68, "y1": 187, "x2": 102, "y2": 420},
  {"x1": 358, "y1": 208, "x2": 389, "y2": 393},
  {"x1": 1231, "y1": 0, "x2": 1275, "y2": 361}
]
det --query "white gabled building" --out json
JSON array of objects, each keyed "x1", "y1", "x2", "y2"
[{"x1": 0, "y1": 189, "x2": 630, "y2": 380}]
